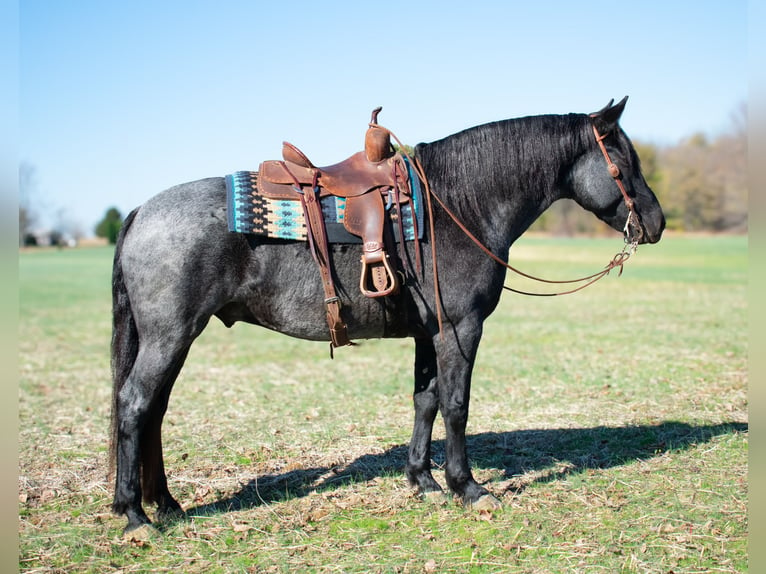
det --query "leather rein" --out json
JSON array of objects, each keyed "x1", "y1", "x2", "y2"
[{"x1": 377, "y1": 121, "x2": 643, "y2": 337}]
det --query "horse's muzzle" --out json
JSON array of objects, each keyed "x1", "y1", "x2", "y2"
[{"x1": 638, "y1": 214, "x2": 665, "y2": 244}]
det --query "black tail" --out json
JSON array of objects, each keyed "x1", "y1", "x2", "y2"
[{"x1": 108, "y1": 208, "x2": 140, "y2": 482}]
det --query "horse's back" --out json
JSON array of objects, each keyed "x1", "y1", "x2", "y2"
[{"x1": 130, "y1": 177, "x2": 230, "y2": 243}]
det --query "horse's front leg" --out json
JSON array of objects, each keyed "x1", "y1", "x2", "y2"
[
  {"x1": 406, "y1": 337, "x2": 444, "y2": 497},
  {"x1": 437, "y1": 326, "x2": 502, "y2": 510}
]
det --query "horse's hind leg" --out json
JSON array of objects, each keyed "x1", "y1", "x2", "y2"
[
  {"x1": 406, "y1": 338, "x2": 444, "y2": 498},
  {"x1": 140, "y1": 351, "x2": 189, "y2": 523},
  {"x1": 113, "y1": 343, "x2": 190, "y2": 533}
]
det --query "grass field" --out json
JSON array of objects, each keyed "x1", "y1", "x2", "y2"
[{"x1": 18, "y1": 235, "x2": 747, "y2": 573}]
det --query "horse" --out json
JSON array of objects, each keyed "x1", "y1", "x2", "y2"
[{"x1": 109, "y1": 97, "x2": 665, "y2": 535}]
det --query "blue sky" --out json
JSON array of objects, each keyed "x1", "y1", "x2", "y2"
[{"x1": 19, "y1": 1, "x2": 748, "y2": 235}]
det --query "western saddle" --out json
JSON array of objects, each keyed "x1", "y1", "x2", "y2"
[{"x1": 257, "y1": 107, "x2": 415, "y2": 350}]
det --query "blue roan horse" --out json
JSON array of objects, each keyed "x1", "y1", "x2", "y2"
[{"x1": 110, "y1": 97, "x2": 665, "y2": 535}]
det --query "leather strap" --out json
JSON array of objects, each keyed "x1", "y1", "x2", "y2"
[
  {"x1": 344, "y1": 191, "x2": 399, "y2": 297},
  {"x1": 279, "y1": 162, "x2": 351, "y2": 351},
  {"x1": 590, "y1": 124, "x2": 643, "y2": 244}
]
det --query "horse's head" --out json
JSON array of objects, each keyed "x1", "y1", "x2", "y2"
[{"x1": 569, "y1": 97, "x2": 665, "y2": 244}]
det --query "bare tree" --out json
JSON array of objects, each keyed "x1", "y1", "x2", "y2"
[{"x1": 659, "y1": 103, "x2": 748, "y2": 232}]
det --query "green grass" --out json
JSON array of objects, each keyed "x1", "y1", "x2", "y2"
[{"x1": 19, "y1": 235, "x2": 747, "y2": 572}]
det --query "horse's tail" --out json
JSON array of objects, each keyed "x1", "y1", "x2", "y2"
[{"x1": 108, "y1": 207, "x2": 140, "y2": 483}]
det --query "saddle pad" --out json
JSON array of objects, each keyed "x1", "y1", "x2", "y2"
[{"x1": 226, "y1": 157, "x2": 423, "y2": 244}]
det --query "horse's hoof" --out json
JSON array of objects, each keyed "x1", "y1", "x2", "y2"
[
  {"x1": 421, "y1": 490, "x2": 449, "y2": 505},
  {"x1": 467, "y1": 494, "x2": 502, "y2": 511},
  {"x1": 122, "y1": 523, "x2": 160, "y2": 542}
]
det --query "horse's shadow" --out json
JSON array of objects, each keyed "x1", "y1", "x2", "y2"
[{"x1": 186, "y1": 421, "x2": 746, "y2": 517}]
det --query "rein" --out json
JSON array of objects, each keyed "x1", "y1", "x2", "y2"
[{"x1": 376, "y1": 121, "x2": 641, "y2": 338}]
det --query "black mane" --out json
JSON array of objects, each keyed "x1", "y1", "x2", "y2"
[
  {"x1": 414, "y1": 113, "x2": 594, "y2": 238},
  {"x1": 415, "y1": 113, "x2": 592, "y2": 198}
]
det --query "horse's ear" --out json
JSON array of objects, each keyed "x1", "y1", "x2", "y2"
[
  {"x1": 590, "y1": 96, "x2": 628, "y2": 127},
  {"x1": 591, "y1": 99, "x2": 615, "y2": 117}
]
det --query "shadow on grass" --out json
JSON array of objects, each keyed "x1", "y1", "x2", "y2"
[{"x1": 186, "y1": 420, "x2": 746, "y2": 517}]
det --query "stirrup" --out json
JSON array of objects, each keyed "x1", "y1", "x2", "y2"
[{"x1": 359, "y1": 250, "x2": 399, "y2": 298}]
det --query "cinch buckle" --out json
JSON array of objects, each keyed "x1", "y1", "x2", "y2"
[{"x1": 324, "y1": 296, "x2": 341, "y2": 309}]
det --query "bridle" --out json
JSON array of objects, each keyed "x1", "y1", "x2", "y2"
[
  {"x1": 374, "y1": 120, "x2": 644, "y2": 339},
  {"x1": 591, "y1": 122, "x2": 644, "y2": 247}
]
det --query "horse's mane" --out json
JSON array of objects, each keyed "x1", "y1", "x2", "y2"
[{"x1": 415, "y1": 113, "x2": 594, "y2": 210}]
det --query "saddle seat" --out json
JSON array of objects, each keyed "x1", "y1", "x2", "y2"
[
  {"x1": 255, "y1": 108, "x2": 413, "y2": 349},
  {"x1": 259, "y1": 148, "x2": 403, "y2": 200}
]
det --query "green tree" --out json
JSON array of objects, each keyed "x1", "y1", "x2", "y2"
[
  {"x1": 95, "y1": 207, "x2": 123, "y2": 244},
  {"x1": 655, "y1": 102, "x2": 748, "y2": 233},
  {"x1": 661, "y1": 133, "x2": 727, "y2": 231},
  {"x1": 633, "y1": 141, "x2": 662, "y2": 196}
]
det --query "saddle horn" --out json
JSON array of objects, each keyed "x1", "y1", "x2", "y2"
[{"x1": 365, "y1": 106, "x2": 393, "y2": 162}]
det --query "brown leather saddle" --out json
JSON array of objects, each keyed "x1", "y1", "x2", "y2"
[{"x1": 257, "y1": 108, "x2": 414, "y2": 349}]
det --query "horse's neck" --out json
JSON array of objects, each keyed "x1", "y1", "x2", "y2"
[{"x1": 421, "y1": 115, "x2": 586, "y2": 251}]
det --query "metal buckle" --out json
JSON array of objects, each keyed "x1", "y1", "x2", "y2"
[{"x1": 324, "y1": 296, "x2": 341, "y2": 309}]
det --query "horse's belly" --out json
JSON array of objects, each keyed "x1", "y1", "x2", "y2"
[
  {"x1": 223, "y1": 242, "x2": 409, "y2": 342},
  {"x1": 219, "y1": 292, "x2": 402, "y2": 342}
]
